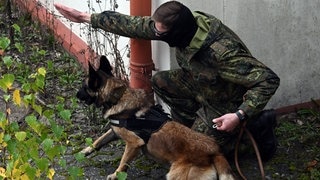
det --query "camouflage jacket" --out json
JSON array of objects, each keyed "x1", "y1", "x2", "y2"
[{"x1": 91, "y1": 11, "x2": 280, "y2": 118}]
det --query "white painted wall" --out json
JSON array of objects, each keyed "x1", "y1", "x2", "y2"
[
  {"x1": 170, "y1": 0, "x2": 320, "y2": 109},
  {"x1": 42, "y1": 0, "x2": 320, "y2": 109},
  {"x1": 44, "y1": 0, "x2": 172, "y2": 73},
  {"x1": 44, "y1": 0, "x2": 132, "y2": 71},
  {"x1": 220, "y1": 0, "x2": 319, "y2": 109}
]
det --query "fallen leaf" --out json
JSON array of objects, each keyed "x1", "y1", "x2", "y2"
[
  {"x1": 306, "y1": 160, "x2": 318, "y2": 171},
  {"x1": 296, "y1": 119, "x2": 304, "y2": 126}
]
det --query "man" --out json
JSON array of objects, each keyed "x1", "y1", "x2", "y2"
[{"x1": 55, "y1": 1, "x2": 280, "y2": 161}]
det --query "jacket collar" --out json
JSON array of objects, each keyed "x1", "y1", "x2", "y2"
[{"x1": 176, "y1": 11, "x2": 212, "y2": 61}]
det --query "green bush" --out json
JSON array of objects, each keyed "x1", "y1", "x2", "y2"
[{"x1": 0, "y1": 20, "x2": 84, "y2": 180}]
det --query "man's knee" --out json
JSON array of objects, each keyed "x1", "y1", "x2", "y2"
[
  {"x1": 152, "y1": 71, "x2": 167, "y2": 84},
  {"x1": 171, "y1": 110, "x2": 196, "y2": 128}
]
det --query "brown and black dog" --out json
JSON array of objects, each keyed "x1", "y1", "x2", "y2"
[{"x1": 76, "y1": 56, "x2": 235, "y2": 180}]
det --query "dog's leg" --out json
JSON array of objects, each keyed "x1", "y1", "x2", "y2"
[
  {"x1": 107, "y1": 127, "x2": 145, "y2": 180},
  {"x1": 213, "y1": 155, "x2": 235, "y2": 180},
  {"x1": 104, "y1": 105, "x2": 127, "y2": 119},
  {"x1": 81, "y1": 128, "x2": 118, "y2": 156}
]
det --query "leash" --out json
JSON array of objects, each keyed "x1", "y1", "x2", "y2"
[
  {"x1": 234, "y1": 121, "x2": 265, "y2": 180},
  {"x1": 196, "y1": 110, "x2": 265, "y2": 179}
]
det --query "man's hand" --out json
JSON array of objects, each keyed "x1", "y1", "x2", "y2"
[
  {"x1": 54, "y1": 3, "x2": 91, "y2": 23},
  {"x1": 212, "y1": 112, "x2": 242, "y2": 132}
]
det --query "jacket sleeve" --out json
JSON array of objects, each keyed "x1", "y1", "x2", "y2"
[
  {"x1": 218, "y1": 54, "x2": 280, "y2": 118},
  {"x1": 91, "y1": 11, "x2": 158, "y2": 40}
]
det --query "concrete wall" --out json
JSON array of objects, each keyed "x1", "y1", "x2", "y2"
[
  {"x1": 41, "y1": 0, "x2": 320, "y2": 109},
  {"x1": 182, "y1": 0, "x2": 320, "y2": 108}
]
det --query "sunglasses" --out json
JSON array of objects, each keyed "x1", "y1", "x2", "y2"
[{"x1": 152, "y1": 22, "x2": 168, "y2": 37}]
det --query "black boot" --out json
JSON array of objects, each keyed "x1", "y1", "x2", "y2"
[{"x1": 247, "y1": 109, "x2": 277, "y2": 161}]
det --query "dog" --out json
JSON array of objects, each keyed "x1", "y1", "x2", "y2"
[{"x1": 76, "y1": 56, "x2": 235, "y2": 180}]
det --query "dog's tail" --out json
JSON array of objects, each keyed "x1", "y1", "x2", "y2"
[
  {"x1": 167, "y1": 161, "x2": 218, "y2": 180},
  {"x1": 213, "y1": 154, "x2": 235, "y2": 180},
  {"x1": 167, "y1": 155, "x2": 235, "y2": 180}
]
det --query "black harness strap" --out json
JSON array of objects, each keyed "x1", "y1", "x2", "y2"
[{"x1": 109, "y1": 105, "x2": 171, "y2": 143}]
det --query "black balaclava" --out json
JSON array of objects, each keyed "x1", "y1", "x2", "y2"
[{"x1": 159, "y1": 5, "x2": 198, "y2": 48}]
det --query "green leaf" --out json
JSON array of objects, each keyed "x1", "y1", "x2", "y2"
[
  {"x1": 85, "y1": 138, "x2": 93, "y2": 146},
  {"x1": 3, "y1": 95, "x2": 10, "y2": 102},
  {"x1": 14, "y1": 42, "x2": 24, "y2": 53},
  {"x1": 42, "y1": 138, "x2": 53, "y2": 151},
  {"x1": 47, "y1": 60, "x2": 53, "y2": 71},
  {"x1": 37, "y1": 67, "x2": 46, "y2": 77},
  {"x1": 25, "y1": 115, "x2": 41, "y2": 135},
  {"x1": 43, "y1": 109, "x2": 54, "y2": 119},
  {"x1": 56, "y1": 102, "x2": 65, "y2": 111},
  {"x1": 21, "y1": 83, "x2": 31, "y2": 93},
  {"x1": 0, "y1": 112, "x2": 6, "y2": 129},
  {"x1": 3, "y1": 134, "x2": 11, "y2": 142},
  {"x1": 38, "y1": 49, "x2": 47, "y2": 56},
  {"x1": 0, "y1": 37, "x2": 10, "y2": 50},
  {"x1": 6, "y1": 160, "x2": 14, "y2": 173},
  {"x1": 15, "y1": 131, "x2": 27, "y2": 142},
  {"x1": 12, "y1": 23, "x2": 21, "y2": 34},
  {"x1": 46, "y1": 146, "x2": 59, "y2": 160},
  {"x1": 59, "y1": 145, "x2": 67, "y2": 155},
  {"x1": 74, "y1": 152, "x2": 85, "y2": 162},
  {"x1": 117, "y1": 172, "x2": 128, "y2": 180},
  {"x1": 36, "y1": 158, "x2": 49, "y2": 171},
  {"x1": 0, "y1": 112, "x2": 5, "y2": 121},
  {"x1": 59, "y1": 110, "x2": 71, "y2": 122},
  {"x1": 23, "y1": 94, "x2": 33, "y2": 104},
  {"x1": 32, "y1": 104, "x2": 42, "y2": 115},
  {"x1": 28, "y1": 145, "x2": 39, "y2": 160},
  {"x1": 25, "y1": 165, "x2": 37, "y2": 180},
  {"x1": 67, "y1": 166, "x2": 83, "y2": 178},
  {"x1": 3, "y1": 56, "x2": 13, "y2": 68},
  {"x1": 35, "y1": 75, "x2": 45, "y2": 89},
  {"x1": 0, "y1": 74, "x2": 15, "y2": 92},
  {"x1": 52, "y1": 124, "x2": 64, "y2": 139},
  {"x1": 9, "y1": 122, "x2": 19, "y2": 132},
  {"x1": 59, "y1": 159, "x2": 67, "y2": 169},
  {"x1": 6, "y1": 140, "x2": 16, "y2": 154}
]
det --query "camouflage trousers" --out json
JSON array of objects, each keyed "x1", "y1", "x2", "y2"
[{"x1": 151, "y1": 69, "x2": 249, "y2": 154}]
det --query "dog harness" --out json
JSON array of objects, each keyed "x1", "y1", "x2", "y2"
[{"x1": 109, "y1": 105, "x2": 171, "y2": 143}]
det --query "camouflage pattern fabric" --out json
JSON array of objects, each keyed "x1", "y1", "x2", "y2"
[{"x1": 91, "y1": 10, "x2": 280, "y2": 147}]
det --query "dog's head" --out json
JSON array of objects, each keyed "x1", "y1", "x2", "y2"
[
  {"x1": 76, "y1": 55, "x2": 115, "y2": 108},
  {"x1": 77, "y1": 55, "x2": 151, "y2": 119}
]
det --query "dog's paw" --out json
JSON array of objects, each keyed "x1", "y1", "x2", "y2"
[
  {"x1": 80, "y1": 146, "x2": 94, "y2": 156},
  {"x1": 107, "y1": 173, "x2": 117, "y2": 180}
]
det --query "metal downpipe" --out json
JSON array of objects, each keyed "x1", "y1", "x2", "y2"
[{"x1": 129, "y1": 0, "x2": 154, "y2": 102}]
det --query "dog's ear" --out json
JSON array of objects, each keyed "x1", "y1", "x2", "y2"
[
  {"x1": 88, "y1": 61, "x2": 96, "y2": 77},
  {"x1": 99, "y1": 56, "x2": 113, "y2": 76},
  {"x1": 88, "y1": 62, "x2": 103, "y2": 91}
]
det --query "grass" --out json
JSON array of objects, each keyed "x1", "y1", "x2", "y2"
[{"x1": 271, "y1": 109, "x2": 320, "y2": 179}]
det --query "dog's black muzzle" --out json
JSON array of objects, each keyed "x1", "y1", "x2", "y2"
[{"x1": 76, "y1": 87, "x2": 97, "y2": 106}]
